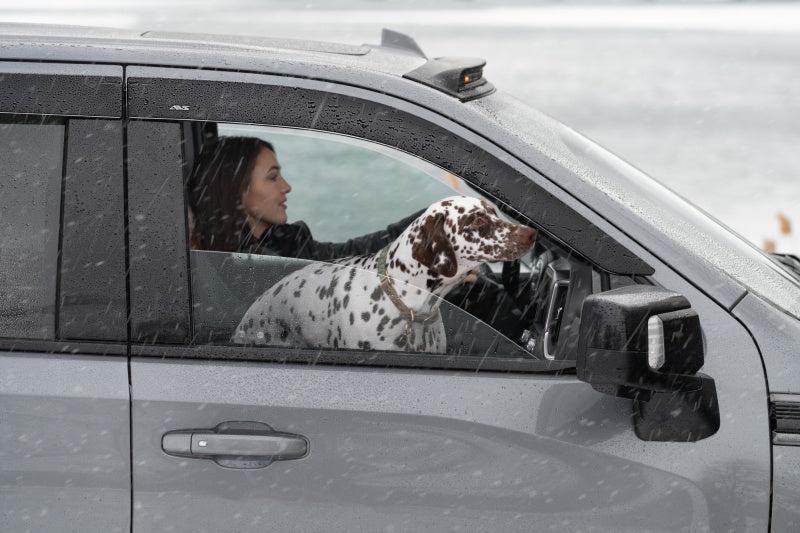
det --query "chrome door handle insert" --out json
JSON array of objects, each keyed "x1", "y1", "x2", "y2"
[
  {"x1": 543, "y1": 278, "x2": 570, "y2": 360},
  {"x1": 162, "y1": 421, "x2": 309, "y2": 469}
]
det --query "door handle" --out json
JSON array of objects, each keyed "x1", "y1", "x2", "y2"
[{"x1": 162, "y1": 421, "x2": 308, "y2": 469}]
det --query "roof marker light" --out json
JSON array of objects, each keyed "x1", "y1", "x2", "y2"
[{"x1": 404, "y1": 57, "x2": 495, "y2": 102}]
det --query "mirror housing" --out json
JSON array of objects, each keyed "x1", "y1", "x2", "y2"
[{"x1": 577, "y1": 285, "x2": 720, "y2": 441}]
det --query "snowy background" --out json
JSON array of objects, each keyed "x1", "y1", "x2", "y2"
[{"x1": 3, "y1": 0, "x2": 799, "y2": 253}]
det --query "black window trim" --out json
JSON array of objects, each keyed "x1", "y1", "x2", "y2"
[
  {"x1": 127, "y1": 120, "x2": 190, "y2": 345},
  {"x1": 0, "y1": 114, "x2": 128, "y2": 353},
  {"x1": 0, "y1": 59, "x2": 128, "y2": 353},
  {"x1": 59, "y1": 118, "x2": 128, "y2": 342},
  {"x1": 0, "y1": 114, "x2": 64, "y2": 342},
  {"x1": 131, "y1": 343, "x2": 576, "y2": 374},
  {"x1": 0, "y1": 337, "x2": 128, "y2": 357}
]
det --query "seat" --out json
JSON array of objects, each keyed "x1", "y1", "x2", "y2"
[{"x1": 190, "y1": 250, "x2": 311, "y2": 343}]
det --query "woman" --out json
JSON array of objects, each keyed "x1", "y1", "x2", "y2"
[{"x1": 189, "y1": 136, "x2": 419, "y2": 259}]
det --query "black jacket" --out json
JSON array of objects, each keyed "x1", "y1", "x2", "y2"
[{"x1": 239, "y1": 209, "x2": 424, "y2": 261}]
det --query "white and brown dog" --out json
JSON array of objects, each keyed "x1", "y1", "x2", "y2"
[{"x1": 233, "y1": 196, "x2": 536, "y2": 353}]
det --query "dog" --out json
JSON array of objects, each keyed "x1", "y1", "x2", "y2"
[{"x1": 232, "y1": 196, "x2": 537, "y2": 353}]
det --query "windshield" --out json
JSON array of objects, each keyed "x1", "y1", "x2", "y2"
[{"x1": 471, "y1": 91, "x2": 800, "y2": 319}]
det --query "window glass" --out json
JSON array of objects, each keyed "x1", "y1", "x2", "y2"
[
  {"x1": 191, "y1": 251, "x2": 528, "y2": 358},
  {"x1": 0, "y1": 118, "x2": 64, "y2": 339},
  {"x1": 186, "y1": 124, "x2": 601, "y2": 363}
]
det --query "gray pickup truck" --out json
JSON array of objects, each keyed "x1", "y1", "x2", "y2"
[{"x1": 1, "y1": 23, "x2": 799, "y2": 532}]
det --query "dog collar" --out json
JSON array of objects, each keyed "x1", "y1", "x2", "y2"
[{"x1": 377, "y1": 245, "x2": 439, "y2": 325}]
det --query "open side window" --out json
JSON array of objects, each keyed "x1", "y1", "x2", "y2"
[{"x1": 181, "y1": 123, "x2": 639, "y2": 368}]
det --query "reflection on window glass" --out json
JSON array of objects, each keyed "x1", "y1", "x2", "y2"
[{"x1": 0, "y1": 119, "x2": 64, "y2": 339}]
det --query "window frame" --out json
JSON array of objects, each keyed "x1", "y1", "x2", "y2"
[
  {"x1": 0, "y1": 62, "x2": 127, "y2": 355},
  {"x1": 0, "y1": 114, "x2": 128, "y2": 355},
  {"x1": 124, "y1": 66, "x2": 651, "y2": 372}
]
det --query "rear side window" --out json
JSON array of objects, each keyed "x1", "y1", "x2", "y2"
[{"x1": 0, "y1": 118, "x2": 64, "y2": 339}]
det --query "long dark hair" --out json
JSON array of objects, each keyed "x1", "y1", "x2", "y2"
[{"x1": 189, "y1": 136, "x2": 275, "y2": 252}]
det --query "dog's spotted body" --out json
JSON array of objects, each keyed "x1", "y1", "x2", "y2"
[{"x1": 233, "y1": 196, "x2": 537, "y2": 353}]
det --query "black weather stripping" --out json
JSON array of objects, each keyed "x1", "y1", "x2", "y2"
[{"x1": 404, "y1": 57, "x2": 496, "y2": 102}]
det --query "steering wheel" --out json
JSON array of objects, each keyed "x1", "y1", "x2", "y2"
[{"x1": 501, "y1": 248, "x2": 554, "y2": 309}]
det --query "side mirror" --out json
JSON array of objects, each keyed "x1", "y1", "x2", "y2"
[{"x1": 577, "y1": 285, "x2": 720, "y2": 442}]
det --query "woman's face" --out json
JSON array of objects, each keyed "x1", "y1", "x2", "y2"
[{"x1": 241, "y1": 146, "x2": 291, "y2": 236}]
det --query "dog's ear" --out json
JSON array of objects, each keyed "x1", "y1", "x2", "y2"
[{"x1": 412, "y1": 213, "x2": 457, "y2": 277}]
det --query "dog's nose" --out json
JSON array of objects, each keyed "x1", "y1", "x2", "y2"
[{"x1": 517, "y1": 226, "x2": 537, "y2": 244}]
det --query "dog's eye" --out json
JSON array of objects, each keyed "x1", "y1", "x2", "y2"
[{"x1": 472, "y1": 217, "x2": 486, "y2": 226}]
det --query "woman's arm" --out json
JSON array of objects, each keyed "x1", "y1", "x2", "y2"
[{"x1": 298, "y1": 208, "x2": 424, "y2": 260}]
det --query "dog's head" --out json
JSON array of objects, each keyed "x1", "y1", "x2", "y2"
[{"x1": 410, "y1": 196, "x2": 537, "y2": 277}]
